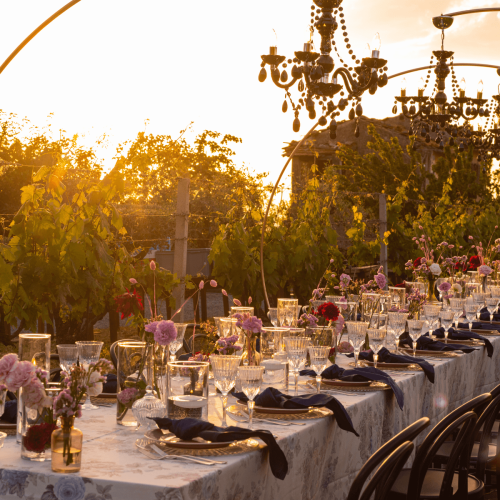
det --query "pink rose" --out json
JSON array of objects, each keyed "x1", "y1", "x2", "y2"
[
  {"x1": 0, "y1": 354, "x2": 18, "y2": 384},
  {"x1": 5, "y1": 360, "x2": 35, "y2": 391}
]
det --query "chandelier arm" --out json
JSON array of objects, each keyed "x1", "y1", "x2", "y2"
[
  {"x1": 259, "y1": 119, "x2": 321, "y2": 310},
  {"x1": 0, "y1": 0, "x2": 82, "y2": 76},
  {"x1": 332, "y1": 68, "x2": 356, "y2": 95},
  {"x1": 443, "y1": 7, "x2": 500, "y2": 17},
  {"x1": 270, "y1": 71, "x2": 300, "y2": 91},
  {"x1": 388, "y1": 63, "x2": 500, "y2": 80}
]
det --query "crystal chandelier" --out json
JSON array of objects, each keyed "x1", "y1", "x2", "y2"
[{"x1": 258, "y1": 0, "x2": 388, "y2": 139}]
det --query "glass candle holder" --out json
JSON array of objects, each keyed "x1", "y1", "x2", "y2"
[
  {"x1": 260, "y1": 327, "x2": 289, "y2": 358},
  {"x1": 116, "y1": 341, "x2": 147, "y2": 427},
  {"x1": 17, "y1": 334, "x2": 51, "y2": 444},
  {"x1": 167, "y1": 361, "x2": 209, "y2": 420},
  {"x1": 277, "y1": 298, "x2": 299, "y2": 327},
  {"x1": 305, "y1": 326, "x2": 336, "y2": 347}
]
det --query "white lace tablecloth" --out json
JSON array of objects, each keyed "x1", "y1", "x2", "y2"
[{"x1": 1, "y1": 336, "x2": 500, "y2": 500}]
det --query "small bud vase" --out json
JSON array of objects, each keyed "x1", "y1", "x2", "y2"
[{"x1": 51, "y1": 416, "x2": 83, "y2": 473}]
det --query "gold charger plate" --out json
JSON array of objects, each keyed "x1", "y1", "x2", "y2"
[
  {"x1": 458, "y1": 329, "x2": 500, "y2": 336},
  {"x1": 229, "y1": 404, "x2": 331, "y2": 421},
  {"x1": 400, "y1": 348, "x2": 458, "y2": 358},
  {"x1": 140, "y1": 431, "x2": 264, "y2": 457},
  {"x1": 321, "y1": 378, "x2": 371, "y2": 388},
  {"x1": 311, "y1": 377, "x2": 391, "y2": 392},
  {"x1": 438, "y1": 338, "x2": 483, "y2": 346},
  {"x1": 235, "y1": 400, "x2": 309, "y2": 415},
  {"x1": 361, "y1": 360, "x2": 418, "y2": 369},
  {"x1": 145, "y1": 428, "x2": 233, "y2": 449}
]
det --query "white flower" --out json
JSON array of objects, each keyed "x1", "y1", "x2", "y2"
[
  {"x1": 451, "y1": 283, "x2": 462, "y2": 293},
  {"x1": 88, "y1": 371, "x2": 103, "y2": 397},
  {"x1": 429, "y1": 263, "x2": 441, "y2": 276}
]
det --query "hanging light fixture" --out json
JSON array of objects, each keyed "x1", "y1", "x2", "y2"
[{"x1": 258, "y1": 0, "x2": 388, "y2": 137}]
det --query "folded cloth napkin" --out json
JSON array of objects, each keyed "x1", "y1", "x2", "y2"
[
  {"x1": 1, "y1": 400, "x2": 17, "y2": 423},
  {"x1": 401, "y1": 336, "x2": 476, "y2": 354},
  {"x1": 457, "y1": 321, "x2": 500, "y2": 332},
  {"x1": 479, "y1": 307, "x2": 500, "y2": 322},
  {"x1": 431, "y1": 327, "x2": 493, "y2": 357},
  {"x1": 352, "y1": 347, "x2": 435, "y2": 383},
  {"x1": 300, "y1": 363, "x2": 404, "y2": 410},
  {"x1": 151, "y1": 417, "x2": 288, "y2": 480},
  {"x1": 233, "y1": 386, "x2": 359, "y2": 436},
  {"x1": 103, "y1": 373, "x2": 117, "y2": 393}
]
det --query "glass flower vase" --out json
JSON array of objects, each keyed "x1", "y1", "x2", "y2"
[
  {"x1": 20, "y1": 404, "x2": 55, "y2": 462},
  {"x1": 427, "y1": 275, "x2": 438, "y2": 302},
  {"x1": 241, "y1": 337, "x2": 261, "y2": 366},
  {"x1": 0, "y1": 389, "x2": 6, "y2": 418},
  {"x1": 51, "y1": 416, "x2": 83, "y2": 473}
]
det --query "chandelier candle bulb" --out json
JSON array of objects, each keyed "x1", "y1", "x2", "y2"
[
  {"x1": 270, "y1": 46, "x2": 278, "y2": 55},
  {"x1": 459, "y1": 77, "x2": 466, "y2": 98},
  {"x1": 477, "y1": 79, "x2": 484, "y2": 99},
  {"x1": 371, "y1": 32, "x2": 381, "y2": 58},
  {"x1": 401, "y1": 78, "x2": 407, "y2": 97},
  {"x1": 303, "y1": 42, "x2": 312, "y2": 52}
]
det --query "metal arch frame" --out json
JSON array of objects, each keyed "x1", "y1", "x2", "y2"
[
  {"x1": 388, "y1": 63, "x2": 500, "y2": 80},
  {"x1": 0, "y1": 0, "x2": 82, "y2": 76},
  {"x1": 444, "y1": 7, "x2": 500, "y2": 17}
]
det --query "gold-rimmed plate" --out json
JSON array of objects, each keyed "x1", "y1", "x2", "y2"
[
  {"x1": 362, "y1": 360, "x2": 415, "y2": 369},
  {"x1": 145, "y1": 429, "x2": 234, "y2": 449},
  {"x1": 321, "y1": 379, "x2": 371, "y2": 388},
  {"x1": 400, "y1": 348, "x2": 459, "y2": 358},
  {"x1": 235, "y1": 400, "x2": 310, "y2": 415}
]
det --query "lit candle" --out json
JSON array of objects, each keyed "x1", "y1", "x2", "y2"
[
  {"x1": 371, "y1": 33, "x2": 381, "y2": 59},
  {"x1": 270, "y1": 46, "x2": 278, "y2": 55},
  {"x1": 401, "y1": 77, "x2": 407, "y2": 97},
  {"x1": 477, "y1": 79, "x2": 484, "y2": 99},
  {"x1": 459, "y1": 78, "x2": 466, "y2": 98},
  {"x1": 418, "y1": 77, "x2": 425, "y2": 97}
]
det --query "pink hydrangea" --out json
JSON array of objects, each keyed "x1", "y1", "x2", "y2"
[
  {"x1": 0, "y1": 353, "x2": 18, "y2": 384},
  {"x1": 154, "y1": 320, "x2": 178, "y2": 346},
  {"x1": 5, "y1": 360, "x2": 35, "y2": 391},
  {"x1": 117, "y1": 387, "x2": 139, "y2": 406},
  {"x1": 23, "y1": 377, "x2": 52, "y2": 412}
]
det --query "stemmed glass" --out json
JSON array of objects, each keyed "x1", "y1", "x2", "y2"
[
  {"x1": 169, "y1": 324, "x2": 188, "y2": 380},
  {"x1": 346, "y1": 321, "x2": 369, "y2": 367},
  {"x1": 472, "y1": 293, "x2": 487, "y2": 320},
  {"x1": 367, "y1": 329, "x2": 386, "y2": 368},
  {"x1": 57, "y1": 344, "x2": 78, "y2": 373},
  {"x1": 284, "y1": 337, "x2": 310, "y2": 396},
  {"x1": 486, "y1": 297, "x2": 499, "y2": 323},
  {"x1": 464, "y1": 301, "x2": 478, "y2": 331},
  {"x1": 439, "y1": 310, "x2": 454, "y2": 343},
  {"x1": 238, "y1": 366, "x2": 264, "y2": 429},
  {"x1": 308, "y1": 346, "x2": 330, "y2": 393},
  {"x1": 422, "y1": 305, "x2": 441, "y2": 337},
  {"x1": 388, "y1": 312, "x2": 409, "y2": 353},
  {"x1": 209, "y1": 355, "x2": 241, "y2": 428},
  {"x1": 407, "y1": 320, "x2": 424, "y2": 357},
  {"x1": 267, "y1": 308, "x2": 278, "y2": 327},
  {"x1": 450, "y1": 298, "x2": 465, "y2": 328},
  {"x1": 76, "y1": 341, "x2": 103, "y2": 411},
  {"x1": 219, "y1": 317, "x2": 237, "y2": 338}
]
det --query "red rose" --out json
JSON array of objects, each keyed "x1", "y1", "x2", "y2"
[
  {"x1": 316, "y1": 302, "x2": 340, "y2": 322},
  {"x1": 114, "y1": 288, "x2": 144, "y2": 320},
  {"x1": 469, "y1": 255, "x2": 481, "y2": 270},
  {"x1": 23, "y1": 423, "x2": 58, "y2": 453},
  {"x1": 413, "y1": 257, "x2": 423, "y2": 268},
  {"x1": 395, "y1": 282, "x2": 406, "y2": 288}
]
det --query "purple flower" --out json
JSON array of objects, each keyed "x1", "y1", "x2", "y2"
[
  {"x1": 374, "y1": 273, "x2": 386, "y2": 290},
  {"x1": 242, "y1": 315, "x2": 262, "y2": 334},
  {"x1": 438, "y1": 282, "x2": 451, "y2": 292},
  {"x1": 154, "y1": 320, "x2": 178, "y2": 346},
  {"x1": 145, "y1": 321, "x2": 159, "y2": 334}
]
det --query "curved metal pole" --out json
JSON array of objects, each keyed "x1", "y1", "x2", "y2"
[
  {"x1": 388, "y1": 62, "x2": 500, "y2": 80},
  {"x1": 260, "y1": 119, "x2": 321, "y2": 309},
  {"x1": 0, "y1": 0, "x2": 82, "y2": 76},
  {"x1": 444, "y1": 7, "x2": 500, "y2": 17}
]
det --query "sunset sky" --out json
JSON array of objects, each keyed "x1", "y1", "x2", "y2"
[{"x1": 0, "y1": 0, "x2": 499, "y2": 185}]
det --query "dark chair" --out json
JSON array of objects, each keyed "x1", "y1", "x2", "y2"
[
  {"x1": 49, "y1": 353, "x2": 61, "y2": 381},
  {"x1": 347, "y1": 417, "x2": 430, "y2": 500},
  {"x1": 360, "y1": 442, "x2": 415, "y2": 500}
]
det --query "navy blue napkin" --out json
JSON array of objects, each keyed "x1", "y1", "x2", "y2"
[
  {"x1": 432, "y1": 327, "x2": 493, "y2": 357},
  {"x1": 103, "y1": 373, "x2": 117, "y2": 393},
  {"x1": 457, "y1": 321, "x2": 500, "y2": 332},
  {"x1": 1, "y1": 400, "x2": 17, "y2": 423},
  {"x1": 300, "y1": 363, "x2": 404, "y2": 410},
  {"x1": 233, "y1": 386, "x2": 359, "y2": 436},
  {"x1": 479, "y1": 307, "x2": 500, "y2": 322},
  {"x1": 151, "y1": 417, "x2": 288, "y2": 480},
  {"x1": 401, "y1": 336, "x2": 476, "y2": 353}
]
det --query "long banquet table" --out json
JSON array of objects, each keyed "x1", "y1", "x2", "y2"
[{"x1": 1, "y1": 336, "x2": 500, "y2": 500}]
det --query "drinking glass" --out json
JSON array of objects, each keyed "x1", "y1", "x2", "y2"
[
  {"x1": 465, "y1": 283, "x2": 480, "y2": 298},
  {"x1": 277, "y1": 298, "x2": 298, "y2": 327},
  {"x1": 388, "y1": 312, "x2": 409, "y2": 352},
  {"x1": 407, "y1": 320, "x2": 424, "y2": 356},
  {"x1": 346, "y1": 321, "x2": 369, "y2": 367},
  {"x1": 57, "y1": 344, "x2": 78, "y2": 372},
  {"x1": 464, "y1": 301, "x2": 478, "y2": 331},
  {"x1": 169, "y1": 323, "x2": 188, "y2": 363},
  {"x1": 389, "y1": 287, "x2": 406, "y2": 308},
  {"x1": 231, "y1": 306, "x2": 254, "y2": 316},
  {"x1": 213, "y1": 317, "x2": 224, "y2": 335},
  {"x1": 486, "y1": 297, "x2": 498, "y2": 323},
  {"x1": 284, "y1": 337, "x2": 310, "y2": 395},
  {"x1": 386, "y1": 325, "x2": 398, "y2": 353},
  {"x1": 238, "y1": 366, "x2": 264, "y2": 429},
  {"x1": 76, "y1": 341, "x2": 103, "y2": 411},
  {"x1": 423, "y1": 304, "x2": 441, "y2": 336},
  {"x1": 450, "y1": 298, "x2": 465, "y2": 328},
  {"x1": 472, "y1": 292, "x2": 487, "y2": 320},
  {"x1": 267, "y1": 307, "x2": 279, "y2": 327},
  {"x1": 219, "y1": 317, "x2": 238, "y2": 338},
  {"x1": 361, "y1": 294, "x2": 380, "y2": 324},
  {"x1": 261, "y1": 327, "x2": 289, "y2": 358},
  {"x1": 287, "y1": 327, "x2": 306, "y2": 339},
  {"x1": 209, "y1": 355, "x2": 241, "y2": 427},
  {"x1": 367, "y1": 329, "x2": 386, "y2": 368},
  {"x1": 439, "y1": 310, "x2": 454, "y2": 343},
  {"x1": 308, "y1": 346, "x2": 330, "y2": 393}
]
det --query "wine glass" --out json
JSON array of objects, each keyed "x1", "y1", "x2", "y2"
[
  {"x1": 261, "y1": 327, "x2": 289, "y2": 358},
  {"x1": 169, "y1": 324, "x2": 188, "y2": 363},
  {"x1": 76, "y1": 341, "x2": 103, "y2": 411},
  {"x1": 422, "y1": 304, "x2": 441, "y2": 337},
  {"x1": 407, "y1": 320, "x2": 424, "y2": 356},
  {"x1": 367, "y1": 329, "x2": 386, "y2": 368},
  {"x1": 486, "y1": 297, "x2": 499, "y2": 323},
  {"x1": 57, "y1": 344, "x2": 78, "y2": 373},
  {"x1": 464, "y1": 301, "x2": 478, "y2": 331},
  {"x1": 267, "y1": 307, "x2": 279, "y2": 327},
  {"x1": 450, "y1": 298, "x2": 465, "y2": 328},
  {"x1": 388, "y1": 312, "x2": 409, "y2": 352},
  {"x1": 308, "y1": 346, "x2": 330, "y2": 393},
  {"x1": 439, "y1": 310, "x2": 454, "y2": 343},
  {"x1": 210, "y1": 355, "x2": 241, "y2": 428},
  {"x1": 277, "y1": 298, "x2": 298, "y2": 327},
  {"x1": 472, "y1": 292, "x2": 487, "y2": 320},
  {"x1": 346, "y1": 321, "x2": 369, "y2": 367},
  {"x1": 238, "y1": 366, "x2": 264, "y2": 429},
  {"x1": 284, "y1": 337, "x2": 310, "y2": 396}
]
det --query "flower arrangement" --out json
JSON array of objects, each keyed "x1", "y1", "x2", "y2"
[
  {"x1": 233, "y1": 310, "x2": 262, "y2": 366},
  {"x1": 406, "y1": 287, "x2": 427, "y2": 319},
  {"x1": 213, "y1": 335, "x2": 242, "y2": 356}
]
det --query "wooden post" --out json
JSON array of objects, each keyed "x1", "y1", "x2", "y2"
[
  {"x1": 379, "y1": 193, "x2": 388, "y2": 284},
  {"x1": 173, "y1": 178, "x2": 190, "y2": 322}
]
